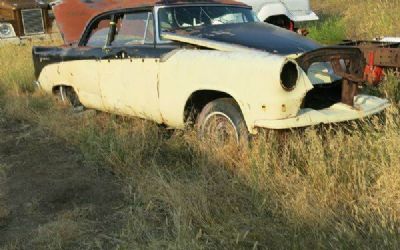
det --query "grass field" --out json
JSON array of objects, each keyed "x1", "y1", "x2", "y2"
[
  {"x1": 310, "y1": 0, "x2": 400, "y2": 42},
  {"x1": 1, "y1": 1, "x2": 400, "y2": 249}
]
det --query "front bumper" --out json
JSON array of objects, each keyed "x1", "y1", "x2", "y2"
[{"x1": 254, "y1": 95, "x2": 390, "y2": 130}]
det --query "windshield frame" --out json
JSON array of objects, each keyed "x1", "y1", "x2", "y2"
[{"x1": 154, "y1": 4, "x2": 255, "y2": 44}]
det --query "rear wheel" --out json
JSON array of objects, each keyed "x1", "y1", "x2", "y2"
[
  {"x1": 196, "y1": 98, "x2": 249, "y2": 146},
  {"x1": 58, "y1": 86, "x2": 84, "y2": 110}
]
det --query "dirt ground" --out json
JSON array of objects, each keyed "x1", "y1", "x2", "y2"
[{"x1": 0, "y1": 116, "x2": 125, "y2": 249}]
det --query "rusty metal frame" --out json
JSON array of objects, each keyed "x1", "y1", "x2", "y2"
[
  {"x1": 296, "y1": 46, "x2": 366, "y2": 82},
  {"x1": 340, "y1": 40, "x2": 400, "y2": 71},
  {"x1": 296, "y1": 42, "x2": 400, "y2": 107},
  {"x1": 296, "y1": 47, "x2": 367, "y2": 106}
]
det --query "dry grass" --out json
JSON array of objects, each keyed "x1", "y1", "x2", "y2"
[
  {"x1": 0, "y1": 2, "x2": 400, "y2": 248},
  {"x1": 0, "y1": 164, "x2": 10, "y2": 223},
  {"x1": 31, "y1": 208, "x2": 92, "y2": 250},
  {"x1": 311, "y1": 0, "x2": 400, "y2": 39}
]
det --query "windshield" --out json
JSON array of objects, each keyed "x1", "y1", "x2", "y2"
[{"x1": 158, "y1": 6, "x2": 258, "y2": 35}]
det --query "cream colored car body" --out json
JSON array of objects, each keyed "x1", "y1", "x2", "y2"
[
  {"x1": 35, "y1": 4, "x2": 389, "y2": 135},
  {"x1": 37, "y1": 34, "x2": 390, "y2": 134}
]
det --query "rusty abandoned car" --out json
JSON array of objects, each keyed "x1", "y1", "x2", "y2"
[
  {"x1": 32, "y1": 0, "x2": 390, "y2": 143},
  {"x1": 0, "y1": 0, "x2": 54, "y2": 42}
]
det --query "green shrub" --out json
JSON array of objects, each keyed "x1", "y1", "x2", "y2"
[{"x1": 306, "y1": 16, "x2": 346, "y2": 44}]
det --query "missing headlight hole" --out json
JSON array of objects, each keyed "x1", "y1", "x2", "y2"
[{"x1": 281, "y1": 61, "x2": 298, "y2": 91}]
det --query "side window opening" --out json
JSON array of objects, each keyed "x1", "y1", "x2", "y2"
[
  {"x1": 86, "y1": 16, "x2": 112, "y2": 47},
  {"x1": 157, "y1": 6, "x2": 257, "y2": 40},
  {"x1": 111, "y1": 12, "x2": 154, "y2": 46}
]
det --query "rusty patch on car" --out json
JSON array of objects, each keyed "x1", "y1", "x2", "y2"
[
  {"x1": 52, "y1": 0, "x2": 248, "y2": 45},
  {"x1": 340, "y1": 40, "x2": 400, "y2": 82},
  {"x1": 296, "y1": 47, "x2": 367, "y2": 107},
  {"x1": 297, "y1": 44, "x2": 399, "y2": 107}
]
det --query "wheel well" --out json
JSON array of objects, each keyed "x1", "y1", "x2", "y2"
[
  {"x1": 52, "y1": 85, "x2": 83, "y2": 107},
  {"x1": 184, "y1": 90, "x2": 239, "y2": 124},
  {"x1": 52, "y1": 85, "x2": 74, "y2": 95}
]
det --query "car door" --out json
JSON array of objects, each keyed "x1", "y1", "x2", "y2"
[
  {"x1": 57, "y1": 14, "x2": 114, "y2": 110},
  {"x1": 98, "y1": 10, "x2": 163, "y2": 123}
]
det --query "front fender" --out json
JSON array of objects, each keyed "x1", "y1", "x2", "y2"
[{"x1": 158, "y1": 49, "x2": 312, "y2": 134}]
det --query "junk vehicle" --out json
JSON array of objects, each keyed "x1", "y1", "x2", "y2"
[
  {"x1": 0, "y1": 0, "x2": 55, "y2": 43},
  {"x1": 32, "y1": 0, "x2": 389, "y2": 144},
  {"x1": 240, "y1": 0, "x2": 318, "y2": 34},
  {"x1": 340, "y1": 39, "x2": 400, "y2": 83}
]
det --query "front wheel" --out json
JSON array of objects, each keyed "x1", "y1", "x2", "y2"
[{"x1": 196, "y1": 98, "x2": 249, "y2": 146}]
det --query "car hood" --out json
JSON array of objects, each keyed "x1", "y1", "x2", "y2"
[{"x1": 169, "y1": 22, "x2": 321, "y2": 55}]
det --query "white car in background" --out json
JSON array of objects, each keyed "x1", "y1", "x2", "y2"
[{"x1": 241, "y1": 0, "x2": 318, "y2": 31}]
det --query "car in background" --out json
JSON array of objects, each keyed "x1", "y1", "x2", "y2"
[
  {"x1": 0, "y1": 0, "x2": 55, "y2": 43},
  {"x1": 240, "y1": 0, "x2": 318, "y2": 33}
]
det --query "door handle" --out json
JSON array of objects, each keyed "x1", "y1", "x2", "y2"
[{"x1": 102, "y1": 46, "x2": 111, "y2": 54}]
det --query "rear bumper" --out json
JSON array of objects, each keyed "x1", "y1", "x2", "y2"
[
  {"x1": 254, "y1": 95, "x2": 390, "y2": 130},
  {"x1": 289, "y1": 11, "x2": 319, "y2": 22}
]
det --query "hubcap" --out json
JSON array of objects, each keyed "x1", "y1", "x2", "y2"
[{"x1": 203, "y1": 112, "x2": 239, "y2": 145}]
